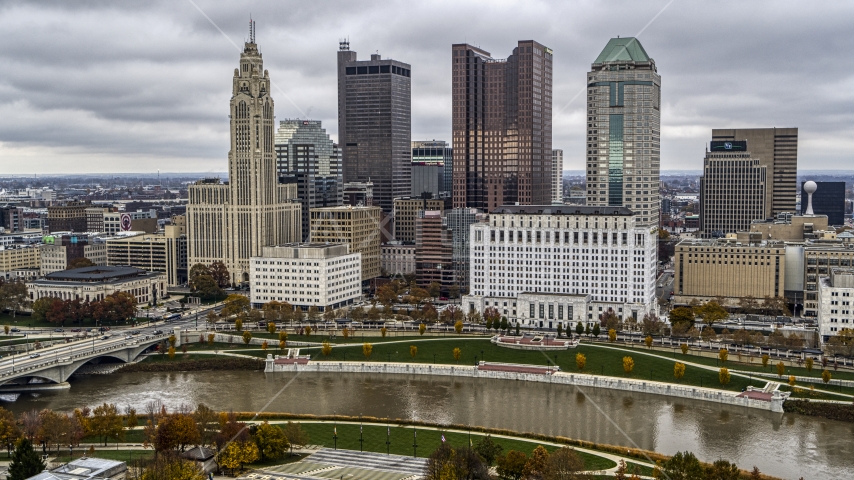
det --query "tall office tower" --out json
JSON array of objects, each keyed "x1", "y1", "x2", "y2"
[
  {"x1": 585, "y1": 37, "x2": 661, "y2": 226},
  {"x1": 412, "y1": 140, "x2": 453, "y2": 196},
  {"x1": 337, "y1": 41, "x2": 411, "y2": 214},
  {"x1": 698, "y1": 140, "x2": 767, "y2": 236},
  {"x1": 452, "y1": 41, "x2": 554, "y2": 211},
  {"x1": 187, "y1": 22, "x2": 301, "y2": 284},
  {"x1": 712, "y1": 128, "x2": 798, "y2": 217},
  {"x1": 801, "y1": 181, "x2": 845, "y2": 225},
  {"x1": 552, "y1": 149, "x2": 564, "y2": 204},
  {"x1": 275, "y1": 119, "x2": 343, "y2": 241}
]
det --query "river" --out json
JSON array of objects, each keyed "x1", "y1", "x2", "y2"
[{"x1": 5, "y1": 370, "x2": 852, "y2": 480}]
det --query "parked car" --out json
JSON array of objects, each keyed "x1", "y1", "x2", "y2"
[
  {"x1": 54, "y1": 328, "x2": 64, "y2": 333},
  {"x1": 10, "y1": 328, "x2": 20, "y2": 333},
  {"x1": 71, "y1": 328, "x2": 81, "y2": 332},
  {"x1": 29, "y1": 353, "x2": 40, "y2": 359}
]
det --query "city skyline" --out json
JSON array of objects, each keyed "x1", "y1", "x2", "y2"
[{"x1": 1, "y1": 1, "x2": 852, "y2": 174}]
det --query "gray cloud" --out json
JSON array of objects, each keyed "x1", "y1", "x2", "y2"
[{"x1": 0, "y1": 0, "x2": 852, "y2": 174}]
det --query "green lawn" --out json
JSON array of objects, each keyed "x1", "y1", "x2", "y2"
[
  {"x1": 778, "y1": 384, "x2": 853, "y2": 399},
  {"x1": 597, "y1": 343, "x2": 854, "y2": 382},
  {"x1": 295, "y1": 339, "x2": 766, "y2": 392},
  {"x1": 292, "y1": 422, "x2": 615, "y2": 470}
]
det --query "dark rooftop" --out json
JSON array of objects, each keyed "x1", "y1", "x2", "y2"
[
  {"x1": 45, "y1": 266, "x2": 146, "y2": 282},
  {"x1": 490, "y1": 205, "x2": 634, "y2": 216}
]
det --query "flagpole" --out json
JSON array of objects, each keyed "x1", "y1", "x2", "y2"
[
  {"x1": 359, "y1": 418, "x2": 364, "y2": 452},
  {"x1": 386, "y1": 424, "x2": 390, "y2": 456},
  {"x1": 412, "y1": 428, "x2": 417, "y2": 458}
]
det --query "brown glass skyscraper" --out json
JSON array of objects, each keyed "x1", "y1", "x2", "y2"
[
  {"x1": 452, "y1": 41, "x2": 553, "y2": 211},
  {"x1": 337, "y1": 41, "x2": 411, "y2": 214}
]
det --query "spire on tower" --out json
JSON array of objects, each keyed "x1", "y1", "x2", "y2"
[{"x1": 249, "y1": 17, "x2": 255, "y2": 43}]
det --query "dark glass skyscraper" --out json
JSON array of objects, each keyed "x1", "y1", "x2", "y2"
[
  {"x1": 337, "y1": 41, "x2": 411, "y2": 214},
  {"x1": 801, "y1": 181, "x2": 845, "y2": 225},
  {"x1": 452, "y1": 41, "x2": 553, "y2": 211}
]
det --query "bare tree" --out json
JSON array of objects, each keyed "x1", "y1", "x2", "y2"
[{"x1": 20, "y1": 410, "x2": 42, "y2": 440}]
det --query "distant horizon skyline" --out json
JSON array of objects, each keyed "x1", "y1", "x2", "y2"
[{"x1": 3, "y1": 168, "x2": 854, "y2": 179}]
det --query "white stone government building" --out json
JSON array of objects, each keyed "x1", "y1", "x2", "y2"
[
  {"x1": 462, "y1": 205, "x2": 657, "y2": 328},
  {"x1": 27, "y1": 266, "x2": 165, "y2": 304}
]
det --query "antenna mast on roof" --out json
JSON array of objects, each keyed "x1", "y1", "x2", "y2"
[{"x1": 249, "y1": 16, "x2": 255, "y2": 43}]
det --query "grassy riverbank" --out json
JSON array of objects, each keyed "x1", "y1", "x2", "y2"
[{"x1": 119, "y1": 356, "x2": 263, "y2": 372}]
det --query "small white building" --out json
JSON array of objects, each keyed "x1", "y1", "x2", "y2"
[
  {"x1": 28, "y1": 457, "x2": 127, "y2": 480},
  {"x1": 464, "y1": 292, "x2": 591, "y2": 330},
  {"x1": 381, "y1": 241, "x2": 416, "y2": 276},
  {"x1": 817, "y1": 267, "x2": 854, "y2": 346},
  {"x1": 464, "y1": 205, "x2": 657, "y2": 324},
  {"x1": 250, "y1": 243, "x2": 362, "y2": 311}
]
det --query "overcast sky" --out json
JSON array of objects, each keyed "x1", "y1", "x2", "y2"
[{"x1": 1, "y1": 0, "x2": 852, "y2": 175}]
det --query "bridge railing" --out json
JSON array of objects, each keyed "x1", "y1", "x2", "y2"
[{"x1": 0, "y1": 334, "x2": 170, "y2": 378}]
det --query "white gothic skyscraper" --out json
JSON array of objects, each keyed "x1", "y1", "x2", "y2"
[
  {"x1": 187, "y1": 22, "x2": 301, "y2": 284},
  {"x1": 585, "y1": 38, "x2": 660, "y2": 226}
]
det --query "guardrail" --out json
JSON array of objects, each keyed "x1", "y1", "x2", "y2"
[{"x1": 0, "y1": 334, "x2": 169, "y2": 378}]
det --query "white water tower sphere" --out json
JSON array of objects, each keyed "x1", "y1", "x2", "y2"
[{"x1": 804, "y1": 180, "x2": 817, "y2": 215}]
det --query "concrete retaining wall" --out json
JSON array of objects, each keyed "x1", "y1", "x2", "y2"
[{"x1": 264, "y1": 359, "x2": 784, "y2": 413}]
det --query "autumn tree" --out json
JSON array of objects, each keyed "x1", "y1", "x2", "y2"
[
  {"x1": 696, "y1": 301, "x2": 728, "y2": 327},
  {"x1": 282, "y1": 422, "x2": 310, "y2": 454},
  {"x1": 242, "y1": 331, "x2": 252, "y2": 345},
  {"x1": 718, "y1": 348, "x2": 728, "y2": 363},
  {"x1": 410, "y1": 345, "x2": 418, "y2": 358},
  {"x1": 776, "y1": 361, "x2": 786, "y2": 377},
  {"x1": 822, "y1": 370, "x2": 832, "y2": 384},
  {"x1": 454, "y1": 320, "x2": 464, "y2": 334},
  {"x1": 253, "y1": 421, "x2": 289, "y2": 461},
  {"x1": 221, "y1": 294, "x2": 250, "y2": 317},
  {"x1": 524, "y1": 445, "x2": 550, "y2": 479},
  {"x1": 674, "y1": 362, "x2": 686, "y2": 381},
  {"x1": 154, "y1": 413, "x2": 201, "y2": 452},
  {"x1": 0, "y1": 408, "x2": 21, "y2": 448},
  {"x1": 419, "y1": 323, "x2": 426, "y2": 336},
  {"x1": 90, "y1": 403, "x2": 124, "y2": 446},
  {"x1": 622, "y1": 356, "x2": 634, "y2": 374},
  {"x1": 208, "y1": 261, "x2": 230, "y2": 288},
  {"x1": 453, "y1": 347, "x2": 461, "y2": 362},
  {"x1": 644, "y1": 335, "x2": 653, "y2": 348},
  {"x1": 363, "y1": 342, "x2": 373, "y2": 359},
  {"x1": 599, "y1": 309, "x2": 620, "y2": 331},
  {"x1": 608, "y1": 329, "x2": 617, "y2": 342},
  {"x1": 194, "y1": 404, "x2": 218, "y2": 447},
  {"x1": 217, "y1": 440, "x2": 259, "y2": 475},
  {"x1": 669, "y1": 307, "x2": 695, "y2": 332},
  {"x1": 680, "y1": 343, "x2": 689, "y2": 355},
  {"x1": 496, "y1": 450, "x2": 528, "y2": 480},
  {"x1": 575, "y1": 353, "x2": 586, "y2": 371},
  {"x1": 544, "y1": 447, "x2": 585, "y2": 480},
  {"x1": 321, "y1": 341, "x2": 332, "y2": 357},
  {"x1": 761, "y1": 354, "x2": 769, "y2": 368},
  {"x1": 188, "y1": 263, "x2": 212, "y2": 290},
  {"x1": 0, "y1": 281, "x2": 29, "y2": 317},
  {"x1": 138, "y1": 456, "x2": 205, "y2": 480},
  {"x1": 719, "y1": 367, "x2": 731, "y2": 386}
]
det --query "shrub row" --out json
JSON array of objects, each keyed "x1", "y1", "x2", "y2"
[{"x1": 783, "y1": 399, "x2": 854, "y2": 423}]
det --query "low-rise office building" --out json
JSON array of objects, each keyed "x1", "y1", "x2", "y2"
[
  {"x1": 803, "y1": 242, "x2": 854, "y2": 317},
  {"x1": 27, "y1": 266, "x2": 165, "y2": 304},
  {"x1": 817, "y1": 268, "x2": 854, "y2": 346},
  {"x1": 393, "y1": 196, "x2": 445, "y2": 243},
  {"x1": 40, "y1": 233, "x2": 108, "y2": 275},
  {"x1": 249, "y1": 243, "x2": 361, "y2": 311},
  {"x1": 381, "y1": 242, "x2": 415, "y2": 276},
  {"x1": 674, "y1": 238, "x2": 786, "y2": 307},
  {"x1": 463, "y1": 205, "x2": 657, "y2": 323},
  {"x1": 310, "y1": 205, "x2": 381, "y2": 281},
  {"x1": 105, "y1": 225, "x2": 188, "y2": 286},
  {"x1": 0, "y1": 244, "x2": 40, "y2": 280}
]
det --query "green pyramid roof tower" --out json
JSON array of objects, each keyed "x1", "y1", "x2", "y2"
[{"x1": 593, "y1": 37, "x2": 650, "y2": 64}]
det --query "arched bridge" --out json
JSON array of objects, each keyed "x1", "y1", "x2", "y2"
[{"x1": 0, "y1": 333, "x2": 170, "y2": 390}]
